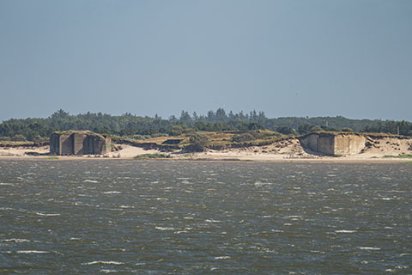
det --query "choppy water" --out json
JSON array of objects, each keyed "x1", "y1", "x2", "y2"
[{"x1": 0, "y1": 160, "x2": 411, "y2": 274}]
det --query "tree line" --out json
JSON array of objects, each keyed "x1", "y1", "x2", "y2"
[{"x1": 0, "y1": 108, "x2": 411, "y2": 141}]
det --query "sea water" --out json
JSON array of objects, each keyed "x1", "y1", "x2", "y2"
[{"x1": 0, "y1": 160, "x2": 411, "y2": 273}]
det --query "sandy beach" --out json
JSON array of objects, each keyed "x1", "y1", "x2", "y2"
[{"x1": 1, "y1": 140, "x2": 411, "y2": 163}]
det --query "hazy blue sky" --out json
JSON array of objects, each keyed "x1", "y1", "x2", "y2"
[{"x1": 1, "y1": 0, "x2": 411, "y2": 121}]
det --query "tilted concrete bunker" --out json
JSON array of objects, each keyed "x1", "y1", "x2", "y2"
[
  {"x1": 300, "y1": 132, "x2": 366, "y2": 156},
  {"x1": 50, "y1": 131, "x2": 111, "y2": 155}
]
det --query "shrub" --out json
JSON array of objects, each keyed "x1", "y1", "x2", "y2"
[
  {"x1": 232, "y1": 133, "x2": 256, "y2": 143},
  {"x1": 184, "y1": 133, "x2": 209, "y2": 152},
  {"x1": 11, "y1": 134, "x2": 26, "y2": 141},
  {"x1": 134, "y1": 153, "x2": 171, "y2": 159},
  {"x1": 310, "y1": 126, "x2": 323, "y2": 132},
  {"x1": 169, "y1": 125, "x2": 184, "y2": 136}
]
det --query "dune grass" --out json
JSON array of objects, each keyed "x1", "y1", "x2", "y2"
[
  {"x1": 383, "y1": 154, "x2": 412, "y2": 159},
  {"x1": 134, "y1": 153, "x2": 171, "y2": 159}
]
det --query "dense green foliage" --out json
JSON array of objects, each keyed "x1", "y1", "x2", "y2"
[{"x1": 0, "y1": 108, "x2": 411, "y2": 141}]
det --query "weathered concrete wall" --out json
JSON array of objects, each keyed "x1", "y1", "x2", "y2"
[
  {"x1": 318, "y1": 134, "x2": 335, "y2": 155},
  {"x1": 49, "y1": 133, "x2": 60, "y2": 155},
  {"x1": 334, "y1": 135, "x2": 366, "y2": 155},
  {"x1": 82, "y1": 135, "x2": 110, "y2": 155},
  {"x1": 60, "y1": 134, "x2": 73, "y2": 155},
  {"x1": 300, "y1": 133, "x2": 335, "y2": 155},
  {"x1": 73, "y1": 133, "x2": 86, "y2": 155},
  {"x1": 50, "y1": 131, "x2": 111, "y2": 155},
  {"x1": 103, "y1": 137, "x2": 111, "y2": 154},
  {"x1": 300, "y1": 133, "x2": 366, "y2": 156},
  {"x1": 300, "y1": 134, "x2": 319, "y2": 152}
]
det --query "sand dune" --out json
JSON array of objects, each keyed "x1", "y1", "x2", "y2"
[{"x1": 1, "y1": 136, "x2": 411, "y2": 162}]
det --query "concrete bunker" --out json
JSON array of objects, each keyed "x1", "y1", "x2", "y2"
[
  {"x1": 300, "y1": 132, "x2": 366, "y2": 156},
  {"x1": 50, "y1": 131, "x2": 111, "y2": 155}
]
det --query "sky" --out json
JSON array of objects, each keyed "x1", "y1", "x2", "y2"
[{"x1": 0, "y1": 0, "x2": 411, "y2": 122}]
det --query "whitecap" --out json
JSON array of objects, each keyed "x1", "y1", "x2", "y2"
[
  {"x1": 82, "y1": 261, "x2": 124, "y2": 265},
  {"x1": 286, "y1": 215, "x2": 302, "y2": 220},
  {"x1": 0, "y1": 183, "x2": 15, "y2": 186},
  {"x1": 3, "y1": 238, "x2": 30, "y2": 243},
  {"x1": 36, "y1": 212, "x2": 61, "y2": 217},
  {"x1": 214, "y1": 256, "x2": 231, "y2": 260},
  {"x1": 119, "y1": 205, "x2": 134, "y2": 209},
  {"x1": 103, "y1": 191, "x2": 121, "y2": 194},
  {"x1": 155, "y1": 226, "x2": 175, "y2": 231},
  {"x1": 205, "y1": 219, "x2": 221, "y2": 223},
  {"x1": 83, "y1": 179, "x2": 98, "y2": 183},
  {"x1": 358, "y1": 247, "x2": 381, "y2": 250},
  {"x1": 17, "y1": 250, "x2": 49, "y2": 254},
  {"x1": 335, "y1": 230, "x2": 357, "y2": 233},
  {"x1": 254, "y1": 181, "x2": 274, "y2": 187},
  {"x1": 100, "y1": 270, "x2": 118, "y2": 273}
]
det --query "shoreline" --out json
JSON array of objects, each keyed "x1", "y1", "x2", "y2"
[
  {"x1": 1, "y1": 143, "x2": 411, "y2": 163},
  {"x1": 0, "y1": 154, "x2": 411, "y2": 164}
]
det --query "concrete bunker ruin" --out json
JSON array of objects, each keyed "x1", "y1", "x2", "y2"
[
  {"x1": 300, "y1": 132, "x2": 366, "y2": 156},
  {"x1": 50, "y1": 131, "x2": 111, "y2": 155}
]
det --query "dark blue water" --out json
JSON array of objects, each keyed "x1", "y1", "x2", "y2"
[{"x1": 0, "y1": 160, "x2": 411, "y2": 274}]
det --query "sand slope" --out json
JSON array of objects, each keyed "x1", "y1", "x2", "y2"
[{"x1": 1, "y1": 136, "x2": 411, "y2": 161}]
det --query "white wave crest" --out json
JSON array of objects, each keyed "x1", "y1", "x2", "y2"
[
  {"x1": 254, "y1": 181, "x2": 274, "y2": 187},
  {"x1": 119, "y1": 205, "x2": 134, "y2": 209},
  {"x1": 36, "y1": 212, "x2": 61, "y2": 217},
  {"x1": 0, "y1": 183, "x2": 15, "y2": 186},
  {"x1": 3, "y1": 238, "x2": 30, "y2": 243},
  {"x1": 83, "y1": 179, "x2": 98, "y2": 183},
  {"x1": 17, "y1": 250, "x2": 49, "y2": 254},
  {"x1": 155, "y1": 226, "x2": 175, "y2": 231},
  {"x1": 358, "y1": 247, "x2": 381, "y2": 250},
  {"x1": 205, "y1": 219, "x2": 221, "y2": 223},
  {"x1": 214, "y1": 256, "x2": 231, "y2": 260},
  {"x1": 82, "y1": 261, "x2": 124, "y2": 265},
  {"x1": 335, "y1": 230, "x2": 357, "y2": 233}
]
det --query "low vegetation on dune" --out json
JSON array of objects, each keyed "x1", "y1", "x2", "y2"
[
  {"x1": 134, "y1": 153, "x2": 171, "y2": 159},
  {"x1": 115, "y1": 129, "x2": 287, "y2": 153},
  {"x1": 384, "y1": 154, "x2": 412, "y2": 159}
]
